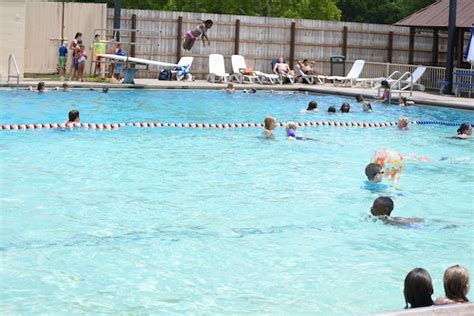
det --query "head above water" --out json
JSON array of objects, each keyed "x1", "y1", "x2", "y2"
[
  {"x1": 37, "y1": 82, "x2": 45, "y2": 91},
  {"x1": 102, "y1": 87, "x2": 109, "y2": 93},
  {"x1": 365, "y1": 163, "x2": 383, "y2": 182},
  {"x1": 227, "y1": 83, "x2": 234, "y2": 89},
  {"x1": 62, "y1": 83, "x2": 69, "y2": 90},
  {"x1": 398, "y1": 116, "x2": 410, "y2": 129},
  {"x1": 362, "y1": 101, "x2": 372, "y2": 112},
  {"x1": 457, "y1": 123, "x2": 472, "y2": 136},
  {"x1": 286, "y1": 121, "x2": 297, "y2": 131},
  {"x1": 340, "y1": 102, "x2": 350, "y2": 113},
  {"x1": 307, "y1": 101, "x2": 317, "y2": 111},
  {"x1": 328, "y1": 106, "x2": 336, "y2": 113},
  {"x1": 404, "y1": 268, "x2": 434, "y2": 309},
  {"x1": 68, "y1": 110, "x2": 80, "y2": 123},
  {"x1": 264, "y1": 116, "x2": 277, "y2": 130},
  {"x1": 443, "y1": 265, "x2": 470, "y2": 303},
  {"x1": 355, "y1": 94, "x2": 364, "y2": 102},
  {"x1": 370, "y1": 196, "x2": 394, "y2": 216}
]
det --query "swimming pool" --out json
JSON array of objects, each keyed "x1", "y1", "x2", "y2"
[{"x1": 0, "y1": 89, "x2": 473, "y2": 314}]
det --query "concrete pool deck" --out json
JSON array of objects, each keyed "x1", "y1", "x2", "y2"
[{"x1": 1, "y1": 79, "x2": 473, "y2": 110}]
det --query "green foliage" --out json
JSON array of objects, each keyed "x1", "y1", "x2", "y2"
[{"x1": 336, "y1": 0, "x2": 437, "y2": 24}]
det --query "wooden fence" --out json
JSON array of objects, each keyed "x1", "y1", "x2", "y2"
[{"x1": 106, "y1": 8, "x2": 467, "y2": 82}]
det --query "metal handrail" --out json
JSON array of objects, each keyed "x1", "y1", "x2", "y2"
[{"x1": 7, "y1": 54, "x2": 20, "y2": 87}]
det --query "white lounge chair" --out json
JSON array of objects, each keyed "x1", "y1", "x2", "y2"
[
  {"x1": 207, "y1": 54, "x2": 229, "y2": 83},
  {"x1": 229, "y1": 55, "x2": 261, "y2": 84},
  {"x1": 172, "y1": 56, "x2": 194, "y2": 81},
  {"x1": 272, "y1": 60, "x2": 295, "y2": 84},
  {"x1": 319, "y1": 60, "x2": 365, "y2": 87},
  {"x1": 395, "y1": 66, "x2": 427, "y2": 91},
  {"x1": 294, "y1": 64, "x2": 324, "y2": 85},
  {"x1": 254, "y1": 71, "x2": 281, "y2": 84}
]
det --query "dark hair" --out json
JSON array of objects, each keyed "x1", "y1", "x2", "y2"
[
  {"x1": 203, "y1": 19, "x2": 213, "y2": 28},
  {"x1": 77, "y1": 40, "x2": 83, "y2": 45},
  {"x1": 328, "y1": 106, "x2": 336, "y2": 113},
  {"x1": 340, "y1": 102, "x2": 350, "y2": 113},
  {"x1": 381, "y1": 80, "x2": 389, "y2": 89},
  {"x1": 249, "y1": 88, "x2": 256, "y2": 94},
  {"x1": 307, "y1": 101, "x2": 317, "y2": 111},
  {"x1": 68, "y1": 110, "x2": 80, "y2": 122},
  {"x1": 102, "y1": 87, "x2": 109, "y2": 93},
  {"x1": 62, "y1": 83, "x2": 69, "y2": 89},
  {"x1": 404, "y1": 268, "x2": 434, "y2": 309},
  {"x1": 355, "y1": 94, "x2": 364, "y2": 102},
  {"x1": 457, "y1": 123, "x2": 471, "y2": 135},
  {"x1": 371, "y1": 197, "x2": 394, "y2": 216},
  {"x1": 365, "y1": 163, "x2": 382, "y2": 181},
  {"x1": 74, "y1": 32, "x2": 82, "y2": 39},
  {"x1": 303, "y1": 59, "x2": 308, "y2": 63},
  {"x1": 37, "y1": 82, "x2": 45, "y2": 91},
  {"x1": 94, "y1": 34, "x2": 100, "y2": 39}
]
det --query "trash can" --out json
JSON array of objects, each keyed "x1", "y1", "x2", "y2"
[{"x1": 330, "y1": 55, "x2": 346, "y2": 77}]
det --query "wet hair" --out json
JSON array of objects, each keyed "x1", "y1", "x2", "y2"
[
  {"x1": 398, "y1": 116, "x2": 410, "y2": 128},
  {"x1": 68, "y1": 110, "x2": 80, "y2": 122},
  {"x1": 62, "y1": 83, "x2": 69, "y2": 89},
  {"x1": 404, "y1": 268, "x2": 434, "y2": 308},
  {"x1": 74, "y1": 32, "x2": 82, "y2": 39},
  {"x1": 264, "y1": 116, "x2": 276, "y2": 130},
  {"x1": 286, "y1": 121, "x2": 297, "y2": 131},
  {"x1": 365, "y1": 163, "x2": 383, "y2": 181},
  {"x1": 443, "y1": 265, "x2": 470, "y2": 303},
  {"x1": 249, "y1": 88, "x2": 257, "y2": 94},
  {"x1": 381, "y1": 80, "x2": 390, "y2": 89},
  {"x1": 363, "y1": 101, "x2": 372, "y2": 112},
  {"x1": 457, "y1": 123, "x2": 471, "y2": 135},
  {"x1": 307, "y1": 101, "x2": 317, "y2": 111},
  {"x1": 37, "y1": 82, "x2": 45, "y2": 91},
  {"x1": 355, "y1": 94, "x2": 364, "y2": 102},
  {"x1": 371, "y1": 197, "x2": 394, "y2": 216},
  {"x1": 227, "y1": 83, "x2": 234, "y2": 89},
  {"x1": 328, "y1": 106, "x2": 336, "y2": 113},
  {"x1": 102, "y1": 87, "x2": 109, "y2": 93},
  {"x1": 340, "y1": 102, "x2": 350, "y2": 113}
]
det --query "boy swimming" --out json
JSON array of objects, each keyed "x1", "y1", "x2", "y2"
[{"x1": 370, "y1": 196, "x2": 424, "y2": 227}]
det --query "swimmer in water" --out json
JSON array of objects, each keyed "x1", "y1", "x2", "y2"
[
  {"x1": 29, "y1": 81, "x2": 47, "y2": 92},
  {"x1": 362, "y1": 101, "x2": 373, "y2": 112},
  {"x1": 355, "y1": 94, "x2": 364, "y2": 102},
  {"x1": 286, "y1": 121, "x2": 298, "y2": 140},
  {"x1": 370, "y1": 196, "x2": 424, "y2": 227},
  {"x1": 301, "y1": 100, "x2": 318, "y2": 113},
  {"x1": 455, "y1": 123, "x2": 472, "y2": 139},
  {"x1": 65, "y1": 110, "x2": 80, "y2": 124},
  {"x1": 365, "y1": 163, "x2": 384, "y2": 183},
  {"x1": 397, "y1": 116, "x2": 410, "y2": 130},
  {"x1": 328, "y1": 106, "x2": 336, "y2": 113},
  {"x1": 224, "y1": 83, "x2": 235, "y2": 94},
  {"x1": 340, "y1": 102, "x2": 351, "y2": 113},
  {"x1": 263, "y1": 116, "x2": 277, "y2": 139}
]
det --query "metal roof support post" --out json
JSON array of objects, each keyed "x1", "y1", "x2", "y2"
[
  {"x1": 114, "y1": 0, "x2": 122, "y2": 42},
  {"x1": 444, "y1": 0, "x2": 457, "y2": 95}
]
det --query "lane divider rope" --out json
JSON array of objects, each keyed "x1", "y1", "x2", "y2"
[{"x1": 0, "y1": 120, "x2": 465, "y2": 131}]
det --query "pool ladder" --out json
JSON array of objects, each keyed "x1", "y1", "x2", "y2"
[{"x1": 7, "y1": 54, "x2": 20, "y2": 87}]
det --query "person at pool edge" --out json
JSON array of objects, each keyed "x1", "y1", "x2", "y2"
[{"x1": 65, "y1": 110, "x2": 80, "y2": 124}]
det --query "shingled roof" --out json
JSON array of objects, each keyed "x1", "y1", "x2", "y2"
[{"x1": 394, "y1": 0, "x2": 474, "y2": 29}]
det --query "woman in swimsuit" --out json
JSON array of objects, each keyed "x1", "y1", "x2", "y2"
[{"x1": 183, "y1": 19, "x2": 213, "y2": 51}]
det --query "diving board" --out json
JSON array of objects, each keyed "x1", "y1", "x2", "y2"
[{"x1": 97, "y1": 54, "x2": 178, "y2": 68}]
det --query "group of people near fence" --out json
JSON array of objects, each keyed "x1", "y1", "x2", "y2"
[{"x1": 57, "y1": 31, "x2": 127, "y2": 82}]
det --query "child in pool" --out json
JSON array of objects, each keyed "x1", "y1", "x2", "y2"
[
  {"x1": 286, "y1": 121, "x2": 298, "y2": 140},
  {"x1": 301, "y1": 101, "x2": 318, "y2": 113},
  {"x1": 435, "y1": 265, "x2": 470, "y2": 305},
  {"x1": 455, "y1": 123, "x2": 472, "y2": 139},
  {"x1": 397, "y1": 116, "x2": 410, "y2": 130},
  {"x1": 340, "y1": 102, "x2": 351, "y2": 113},
  {"x1": 29, "y1": 81, "x2": 47, "y2": 92},
  {"x1": 355, "y1": 94, "x2": 364, "y2": 102},
  {"x1": 375, "y1": 80, "x2": 390, "y2": 104},
  {"x1": 65, "y1": 110, "x2": 80, "y2": 124},
  {"x1": 224, "y1": 83, "x2": 235, "y2": 93},
  {"x1": 400, "y1": 97, "x2": 415, "y2": 106},
  {"x1": 183, "y1": 19, "x2": 213, "y2": 50},
  {"x1": 362, "y1": 101, "x2": 373, "y2": 112},
  {"x1": 404, "y1": 268, "x2": 434, "y2": 308},
  {"x1": 370, "y1": 197, "x2": 424, "y2": 227},
  {"x1": 328, "y1": 106, "x2": 336, "y2": 113},
  {"x1": 263, "y1": 116, "x2": 277, "y2": 139}
]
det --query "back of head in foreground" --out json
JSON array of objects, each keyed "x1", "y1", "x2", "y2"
[{"x1": 404, "y1": 268, "x2": 434, "y2": 309}]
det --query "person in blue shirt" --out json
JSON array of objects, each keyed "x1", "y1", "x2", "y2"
[{"x1": 58, "y1": 41, "x2": 68, "y2": 80}]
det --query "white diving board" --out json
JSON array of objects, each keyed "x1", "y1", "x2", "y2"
[{"x1": 97, "y1": 54, "x2": 178, "y2": 68}]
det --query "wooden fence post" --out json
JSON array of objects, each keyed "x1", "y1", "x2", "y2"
[
  {"x1": 176, "y1": 16, "x2": 182, "y2": 63},
  {"x1": 432, "y1": 29, "x2": 439, "y2": 66},
  {"x1": 131, "y1": 14, "x2": 137, "y2": 58},
  {"x1": 289, "y1": 22, "x2": 296, "y2": 67},
  {"x1": 234, "y1": 19, "x2": 240, "y2": 55},
  {"x1": 456, "y1": 29, "x2": 464, "y2": 68},
  {"x1": 387, "y1": 31, "x2": 393, "y2": 63},
  {"x1": 408, "y1": 27, "x2": 415, "y2": 64},
  {"x1": 342, "y1": 26, "x2": 348, "y2": 58}
]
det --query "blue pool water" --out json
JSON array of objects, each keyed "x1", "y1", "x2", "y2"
[{"x1": 0, "y1": 89, "x2": 473, "y2": 314}]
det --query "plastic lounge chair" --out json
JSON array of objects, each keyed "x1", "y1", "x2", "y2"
[
  {"x1": 396, "y1": 66, "x2": 426, "y2": 91},
  {"x1": 171, "y1": 56, "x2": 194, "y2": 81},
  {"x1": 319, "y1": 60, "x2": 365, "y2": 87},
  {"x1": 294, "y1": 64, "x2": 324, "y2": 85},
  {"x1": 207, "y1": 54, "x2": 229, "y2": 83},
  {"x1": 229, "y1": 55, "x2": 261, "y2": 84},
  {"x1": 254, "y1": 71, "x2": 280, "y2": 85},
  {"x1": 271, "y1": 59, "x2": 295, "y2": 84},
  {"x1": 358, "y1": 71, "x2": 400, "y2": 89}
]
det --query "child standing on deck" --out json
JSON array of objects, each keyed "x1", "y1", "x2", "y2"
[
  {"x1": 58, "y1": 42, "x2": 68, "y2": 80},
  {"x1": 183, "y1": 19, "x2": 213, "y2": 50},
  {"x1": 77, "y1": 45, "x2": 87, "y2": 82},
  {"x1": 69, "y1": 32, "x2": 82, "y2": 81}
]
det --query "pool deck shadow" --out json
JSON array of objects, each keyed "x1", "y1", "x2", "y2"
[
  {"x1": 1, "y1": 79, "x2": 473, "y2": 110},
  {"x1": 376, "y1": 303, "x2": 474, "y2": 316}
]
